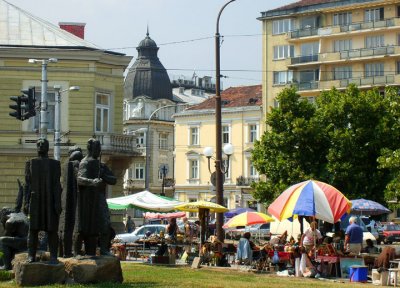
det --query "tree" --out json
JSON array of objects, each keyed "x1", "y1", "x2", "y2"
[
  {"x1": 251, "y1": 87, "x2": 329, "y2": 204},
  {"x1": 316, "y1": 85, "x2": 392, "y2": 202},
  {"x1": 252, "y1": 85, "x2": 399, "y2": 205}
]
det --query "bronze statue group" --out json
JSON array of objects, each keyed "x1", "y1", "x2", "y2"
[{"x1": 0, "y1": 138, "x2": 116, "y2": 270}]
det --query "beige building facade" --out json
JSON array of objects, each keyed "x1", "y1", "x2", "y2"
[
  {"x1": 259, "y1": 0, "x2": 400, "y2": 121},
  {"x1": 173, "y1": 85, "x2": 264, "y2": 216},
  {"x1": 0, "y1": 1, "x2": 137, "y2": 211}
]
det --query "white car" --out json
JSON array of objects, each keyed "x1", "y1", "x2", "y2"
[
  {"x1": 226, "y1": 223, "x2": 271, "y2": 240},
  {"x1": 114, "y1": 224, "x2": 166, "y2": 243}
]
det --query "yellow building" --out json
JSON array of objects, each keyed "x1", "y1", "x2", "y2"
[
  {"x1": 173, "y1": 85, "x2": 264, "y2": 215},
  {"x1": 259, "y1": 0, "x2": 400, "y2": 120},
  {"x1": 0, "y1": 1, "x2": 135, "y2": 209}
]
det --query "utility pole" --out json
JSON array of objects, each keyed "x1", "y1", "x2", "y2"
[{"x1": 29, "y1": 58, "x2": 58, "y2": 139}]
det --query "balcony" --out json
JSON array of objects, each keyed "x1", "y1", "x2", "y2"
[
  {"x1": 289, "y1": 27, "x2": 318, "y2": 39},
  {"x1": 292, "y1": 81, "x2": 319, "y2": 91},
  {"x1": 339, "y1": 74, "x2": 395, "y2": 87},
  {"x1": 290, "y1": 54, "x2": 319, "y2": 65},
  {"x1": 236, "y1": 176, "x2": 259, "y2": 187},
  {"x1": 340, "y1": 18, "x2": 395, "y2": 33},
  {"x1": 96, "y1": 134, "x2": 142, "y2": 156},
  {"x1": 340, "y1": 46, "x2": 395, "y2": 59}
]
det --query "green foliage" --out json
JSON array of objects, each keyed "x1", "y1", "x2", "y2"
[{"x1": 252, "y1": 85, "x2": 400, "y2": 207}]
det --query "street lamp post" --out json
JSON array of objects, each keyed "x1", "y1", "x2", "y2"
[
  {"x1": 28, "y1": 58, "x2": 58, "y2": 140},
  {"x1": 215, "y1": 0, "x2": 236, "y2": 242},
  {"x1": 53, "y1": 85, "x2": 80, "y2": 160}
]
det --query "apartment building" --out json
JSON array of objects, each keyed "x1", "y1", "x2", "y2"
[
  {"x1": 173, "y1": 85, "x2": 264, "y2": 215},
  {"x1": 259, "y1": 0, "x2": 400, "y2": 118}
]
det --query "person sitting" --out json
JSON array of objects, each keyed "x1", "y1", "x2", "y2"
[
  {"x1": 235, "y1": 232, "x2": 253, "y2": 264},
  {"x1": 362, "y1": 239, "x2": 378, "y2": 254},
  {"x1": 270, "y1": 230, "x2": 288, "y2": 245}
]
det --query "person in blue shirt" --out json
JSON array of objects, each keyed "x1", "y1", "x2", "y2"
[{"x1": 344, "y1": 216, "x2": 363, "y2": 254}]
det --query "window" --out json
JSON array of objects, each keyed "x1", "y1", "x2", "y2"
[
  {"x1": 134, "y1": 163, "x2": 145, "y2": 179},
  {"x1": 34, "y1": 90, "x2": 55, "y2": 130},
  {"x1": 273, "y1": 45, "x2": 294, "y2": 60},
  {"x1": 222, "y1": 125, "x2": 230, "y2": 144},
  {"x1": 249, "y1": 160, "x2": 258, "y2": 177},
  {"x1": 298, "y1": 69, "x2": 319, "y2": 83},
  {"x1": 365, "y1": 35, "x2": 384, "y2": 48},
  {"x1": 136, "y1": 133, "x2": 145, "y2": 146},
  {"x1": 333, "y1": 39, "x2": 352, "y2": 52},
  {"x1": 249, "y1": 124, "x2": 258, "y2": 143},
  {"x1": 272, "y1": 18, "x2": 295, "y2": 35},
  {"x1": 333, "y1": 66, "x2": 352, "y2": 80},
  {"x1": 158, "y1": 164, "x2": 168, "y2": 180},
  {"x1": 189, "y1": 127, "x2": 199, "y2": 145},
  {"x1": 273, "y1": 71, "x2": 294, "y2": 85},
  {"x1": 299, "y1": 16, "x2": 319, "y2": 29},
  {"x1": 300, "y1": 42, "x2": 319, "y2": 56},
  {"x1": 333, "y1": 12, "x2": 352, "y2": 26},
  {"x1": 189, "y1": 160, "x2": 199, "y2": 179},
  {"x1": 365, "y1": 8, "x2": 384, "y2": 22},
  {"x1": 365, "y1": 62, "x2": 384, "y2": 77},
  {"x1": 95, "y1": 92, "x2": 110, "y2": 133},
  {"x1": 159, "y1": 133, "x2": 168, "y2": 150},
  {"x1": 396, "y1": 61, "x2": 400, "y2": 74}
]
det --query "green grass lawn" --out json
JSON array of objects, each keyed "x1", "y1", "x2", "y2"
[{"x1": 0, "y1": 262, "x2": 374, "y2": 287}]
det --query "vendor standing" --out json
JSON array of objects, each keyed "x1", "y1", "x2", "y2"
[
  {"x1": 300, "y1": 221, "x2": 322, "y2": 252},
  {"x1": 344, "y1": 216, "x2": 363, "y2": 254}
]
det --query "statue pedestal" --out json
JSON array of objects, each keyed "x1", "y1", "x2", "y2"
[
  {"x1": 13, "y1": 254, "x2": 65, "y2": 286},
  {"x1": 59, "y1": 255, "x2": 123, "y2": 284}
]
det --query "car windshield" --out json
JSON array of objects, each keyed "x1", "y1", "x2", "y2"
[{"x1": 386, "y1": 224, "x2": 400, "y2": 231}]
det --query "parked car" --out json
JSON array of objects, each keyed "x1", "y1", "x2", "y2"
[
  {"x1": 377, "y1": 223, "x2": 400, "y2": 244},
  {"x1": 225, "y1": 223, "x2": 271, "y2": 240},
  {"x1": 114, "y1": 224, "x2": 166, "y2": 243}
]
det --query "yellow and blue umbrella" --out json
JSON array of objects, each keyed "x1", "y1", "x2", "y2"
[
  {"x1": 223, "y1": 212, "x2": 274, "y2": 228},
  {"x1": 268, "y1": 180, "x2": 351, "y2": 224}
]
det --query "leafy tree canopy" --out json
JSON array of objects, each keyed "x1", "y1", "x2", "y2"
[{"x1": 252, "y1": 85, "x2": 400, "y2": 208}]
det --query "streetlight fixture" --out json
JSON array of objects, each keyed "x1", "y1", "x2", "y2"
[
  {"x1": 29, "y1": 58, "x2": 58, "y2": 139},
  {"x1": 214, "y1": 0, "x2": 236, "y2": 242},
  {"x1": 203, "y1": 143, "x2": 234, "y2": 178},
  {"x1": 53, "y1": 85, "x2": 80, "y2": 160}
]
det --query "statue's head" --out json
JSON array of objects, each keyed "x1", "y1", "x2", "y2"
[
  {"x1": 68, "y1": 146, "x2": 83, "y2": 161},
  {"x1": 87, "y1": 138, "x2": 101, "y2": 159},
  {"x1": 36, "y1": 139, "x2": 49, "y2": 157}
]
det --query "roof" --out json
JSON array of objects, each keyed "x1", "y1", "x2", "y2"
[
  {"x1": 260, "y1": 0, "x2": 380, "y2": 18},
  {"x1": 0, "y1": 0, "x2": 101, "y2": 50},
  {"x1": 124, "y1": 33, "x2": 173, "y2": 101},
  {"x1": 187, "y1": 85, "x2": 262, "y2": 110},
  {"x1": 172, "y1": 87, "x2": 212, "y2": 105}
]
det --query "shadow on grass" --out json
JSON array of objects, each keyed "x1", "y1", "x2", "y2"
[{"x1": 83, "y1": 282, "x2": 158, "y2": 288}]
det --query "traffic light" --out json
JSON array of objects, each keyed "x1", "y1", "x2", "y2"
[
  {"x1": 20, "y1": 87, "x2": 36, "y2": 120},
  {"x1": 9, "y1": 96, "x2": 21, "y2": 120}
]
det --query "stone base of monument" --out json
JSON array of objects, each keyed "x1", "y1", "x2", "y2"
[
  {"x1": 59, "y1": 255, "x2": 123, "y2": 284},
  {"x1": 13, "y1": 253, "x2": 65, "y2": 286}
]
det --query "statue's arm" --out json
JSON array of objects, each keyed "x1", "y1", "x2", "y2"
[
  {"x1": 23, "y1": 161, "x2": 31, "y2": 215},
  {"x1": 77, "y1": 160, "x2": 102, "y2": 187},
  {"x1": 100, "y1": 164, "x2": 117, "y2": 185}
]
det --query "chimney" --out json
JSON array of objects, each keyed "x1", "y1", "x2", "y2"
[{"x1": 59, "y1": 22, "x2": 86, "y2": 39}]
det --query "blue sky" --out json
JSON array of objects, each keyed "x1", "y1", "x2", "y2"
[{"x1": 9, "y1": 0, "x2": 294, "y2": 88}]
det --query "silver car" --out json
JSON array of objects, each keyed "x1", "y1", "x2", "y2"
[{"x1": 114, "y1": 224, "x2": 166, "y2": 243}]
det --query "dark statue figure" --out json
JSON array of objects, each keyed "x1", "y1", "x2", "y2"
[
  {"x1": 74, "y1": 138, "x2": 116, "y2": 256},
  {"x1": 59, "y1": 146, "x2": 83, "y2": 258},
  {"x1": 0, "y1": 210, "x2": 28, "y2": 270},
  {"x1": 25, "y1": 139, "x2": 62, "y2": 263}
]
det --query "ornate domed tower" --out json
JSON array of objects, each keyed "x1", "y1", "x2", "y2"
[{"x1": 124, "y1": 31, "x2": 173, "y2": 100}]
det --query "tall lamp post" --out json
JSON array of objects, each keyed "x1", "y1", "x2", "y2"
[
  {"x1": 215, "y1": 0, "x2": 236, "y2": 242},
  {"x1": 53, "y1": 85, "x2": 80, "y2": 160},
  {"x1": 28, "y1": 58, "x2": 58, "y2": 140}
]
